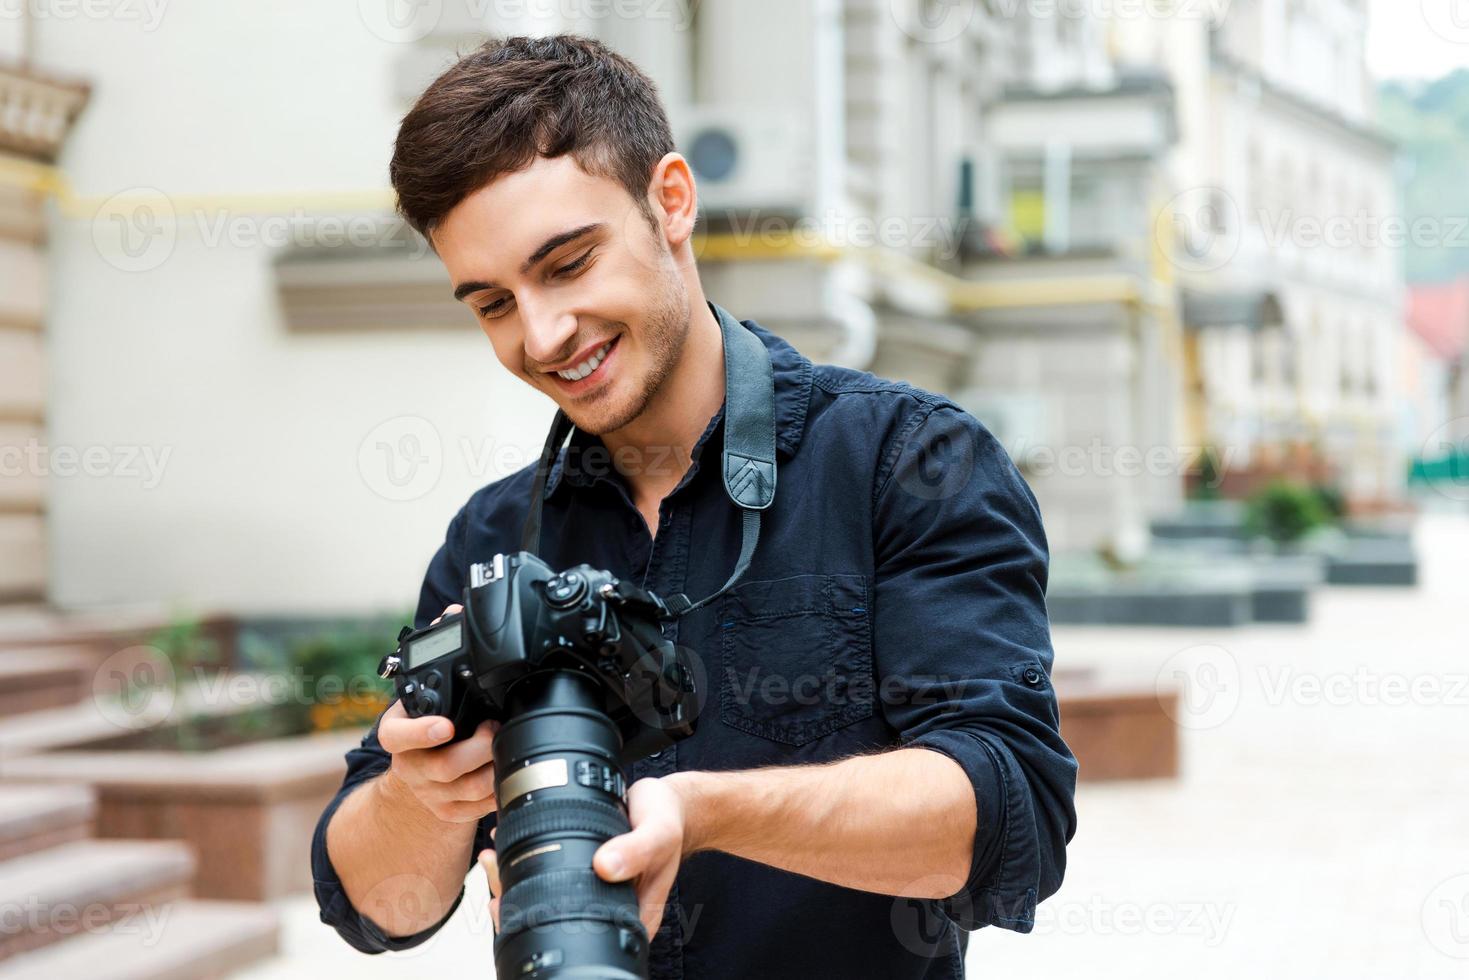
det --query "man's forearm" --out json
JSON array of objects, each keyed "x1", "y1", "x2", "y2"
[
  {"x1": 669, "y1": 747, "x2": 976, "y2": 899},
  {"x1": 326, "y1": 769, "x2": 478, "y2": 937}
]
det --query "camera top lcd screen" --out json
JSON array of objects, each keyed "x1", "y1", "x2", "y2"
[{"x1": 407, "y1": 620, "x2": 462, "y2": 669}]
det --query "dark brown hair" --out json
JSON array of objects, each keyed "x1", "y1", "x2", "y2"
[{"x1": 390, "y1": 34, "x2": 676, "y2": 241}]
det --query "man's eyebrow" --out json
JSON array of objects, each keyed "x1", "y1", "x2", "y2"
[{"x1": 451, "y1": 222, "x2": 605, "y2": 302}]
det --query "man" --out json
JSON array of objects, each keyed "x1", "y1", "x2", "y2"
[{"x1": 312, "y1": 33, "x2": 1077, "y2": 979}]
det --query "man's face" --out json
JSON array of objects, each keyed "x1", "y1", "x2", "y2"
[{"x1": 433, "y1": 155, "x2": 691, "y2": 435}]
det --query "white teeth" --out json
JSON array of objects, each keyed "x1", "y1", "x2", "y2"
[{"x1": 557, "y1": 341, "x2": 612, "y2": 381}]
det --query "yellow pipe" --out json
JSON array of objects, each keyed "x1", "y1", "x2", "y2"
[
  {"x1": 694, "y1": 231, "x2": 1150, "y2": 311},
  {"x1": 3, "y1": 157, "x2": 1161, "y2": 314}
]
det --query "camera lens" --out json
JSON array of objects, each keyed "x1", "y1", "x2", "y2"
[{"x1": 491, "y1": 669, "x2": 646, "y2": 979}]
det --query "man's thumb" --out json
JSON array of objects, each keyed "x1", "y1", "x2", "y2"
[{"x1": 594, "y1": 834, "x2": 641, "y2": 882}]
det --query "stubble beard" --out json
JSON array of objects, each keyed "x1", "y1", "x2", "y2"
[{"x1": 570, "y1": 272, "x2": 691, "y2": 437}]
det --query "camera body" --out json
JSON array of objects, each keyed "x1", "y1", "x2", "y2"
[{"x1": 380, "y1": 551, "x2": 699, "y2": 767}]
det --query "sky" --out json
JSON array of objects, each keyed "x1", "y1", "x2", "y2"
[{"x1": 1368, "y1": 0, "x2": 1469, "y2": 81}]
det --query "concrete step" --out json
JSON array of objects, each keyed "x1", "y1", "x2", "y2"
[
  {"x1": 0, "y1": 839, "x2": 194, "y2": 961},
  {"x1": 0, "y1": 900, "x2": 279, "y2": 980},
  {"x1": 0, "y1": 650, "x2": 93, "y2": 717},
  {"x1": 0, "y1": 785, "x2": 95, "y2": 862}
]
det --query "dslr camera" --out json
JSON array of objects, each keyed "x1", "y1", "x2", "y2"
[{"x1": 379, "y1": 550, "x2": 700, "y2": 979}]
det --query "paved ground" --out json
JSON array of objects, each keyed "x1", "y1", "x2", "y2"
[{"x1": 239, "y1": 512, "x2": 1469, "y2": 979}]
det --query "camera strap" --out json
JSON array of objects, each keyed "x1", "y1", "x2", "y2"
[{"x1": 520, "y1": 302, "x2": 777, "y2": 620}]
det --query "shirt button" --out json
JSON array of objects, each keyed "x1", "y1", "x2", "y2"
[{"x1": 1022, "y1": 667, "x2": 1043, "y2": 686}]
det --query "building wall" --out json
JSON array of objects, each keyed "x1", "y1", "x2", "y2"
[{"x1": 36, "y1": 5, "x2": 550, "y2": 615}]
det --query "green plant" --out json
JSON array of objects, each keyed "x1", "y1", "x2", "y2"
[
  {"x1": 1189, "y1": 445, "x2": 1224, "y2": 500},
  {"x1": 1312, "y1": 484, "x2": 1346, "y2": 521},
  {"x1": 1244, "y1": 480, "x2": 1332, "y2": 544}
]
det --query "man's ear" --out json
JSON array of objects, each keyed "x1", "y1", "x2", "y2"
[{"x1": 646, "y1": 152, "x2": 699, "y2": 250}]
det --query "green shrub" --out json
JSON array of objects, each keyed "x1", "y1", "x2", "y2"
[{"x1": 1243, "y1": 481, "x2": 1333, "y2": 543}]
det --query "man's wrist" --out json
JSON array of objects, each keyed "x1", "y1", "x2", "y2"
[{"x1": 664, "y1": 769, "x2": 721, "y2": 859}]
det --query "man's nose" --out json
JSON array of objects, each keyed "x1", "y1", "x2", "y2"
[{"x1": 520, "y1": 297, "x2": 578, "y2": 366}]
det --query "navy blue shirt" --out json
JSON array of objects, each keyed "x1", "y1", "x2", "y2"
[{"x1": 311, "y1": 303, "x2": 1077, "y2": 979}]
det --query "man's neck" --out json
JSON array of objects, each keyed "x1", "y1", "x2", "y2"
[{"x1": 601, "y1": 301, "x2": 725, "y2": 505}]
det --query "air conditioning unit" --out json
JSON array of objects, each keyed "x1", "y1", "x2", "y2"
[{"x1": 670, "y1": 105, "x2": 815, "y2": 216}]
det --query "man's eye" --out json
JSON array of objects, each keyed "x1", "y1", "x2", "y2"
[
  {"x1": 553, "y1": 250, "x2": 594, "y2": 278},
  {"x1": 477, "y1": 297, "x2": 510, "y2": 318}
]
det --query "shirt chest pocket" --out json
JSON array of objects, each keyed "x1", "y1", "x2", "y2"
[{"x1": 716, "y1": 573, "x2": 875, "y2": 746}]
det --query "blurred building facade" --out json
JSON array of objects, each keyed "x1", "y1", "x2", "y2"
[
  {"x1": 0, "y1": 50, "x2": 88, "y2": 609},
  {"x1": 7, "y1": 0, "x2": 1414, "y2": 613}
]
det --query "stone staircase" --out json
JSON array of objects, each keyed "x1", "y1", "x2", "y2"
[
  {"x1": 0, "y1": 783, "x2": 279, "y2": 978},
  {"x1": 0, "y1": 627, "x2": 283, "y2": 979}
]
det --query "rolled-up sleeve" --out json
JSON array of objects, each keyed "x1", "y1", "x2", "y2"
[
  {"x1": 871, "y1": 401, "x2": 1077, "y2": 933},
  {"x1": 310, "y1": 504, "x2": 496, "y2": 953}
]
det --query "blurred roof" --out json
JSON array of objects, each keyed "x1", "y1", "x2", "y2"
[{"x1": 1407, "y1": 280, "x2": 1469, "y2": 361}]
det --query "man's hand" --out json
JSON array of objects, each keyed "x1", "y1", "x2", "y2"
[
  {"x1": 377, "y1": 604, "x2": 501, "y2": 824},
  {"x1": 479, "y1": 775, "x2": 694, "y2": 938}
]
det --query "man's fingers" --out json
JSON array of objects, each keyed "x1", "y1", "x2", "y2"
[
  {"x1": 638, "y1": 861, "x2": 678, "y2": 937},
  {"x1": 447, "y1": 760, "x2": 497, "y2": 804},
  {"x1": 430, "y1": 603, "x2": 464, "y2": 626},
  {"x1": 378, "y1": 709, "x2": 455, "y2": 754},
  {"x1": 420, "y1": 720, "x2": 499, "y2": 783},
  {"x1": 479, "y1": 849, "x2": 501, "y2": 897}
]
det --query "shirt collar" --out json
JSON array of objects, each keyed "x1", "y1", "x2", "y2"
[{"x1": 543, "y1": 301, "x2": 812, "y2": 498}]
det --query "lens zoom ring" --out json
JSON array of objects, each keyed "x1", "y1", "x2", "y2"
[
  {"x1": 497, "y1": 867, "x2": 641, "y2": 935},
  {"x1": 496, "y1": 797, "x2": 630, "y2": 854}
]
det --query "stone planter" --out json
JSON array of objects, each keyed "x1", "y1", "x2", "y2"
[
  {"x1": 0, "y1": 731, "x2": 360, "y2": 902},
  {"x1": 1056, "y1": 672, "x2": 1180, "y2": 781}
]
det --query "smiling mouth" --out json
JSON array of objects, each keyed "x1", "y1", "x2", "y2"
[{"x1": 546, "y1": 336, "x2": 619, "y2": 393}]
